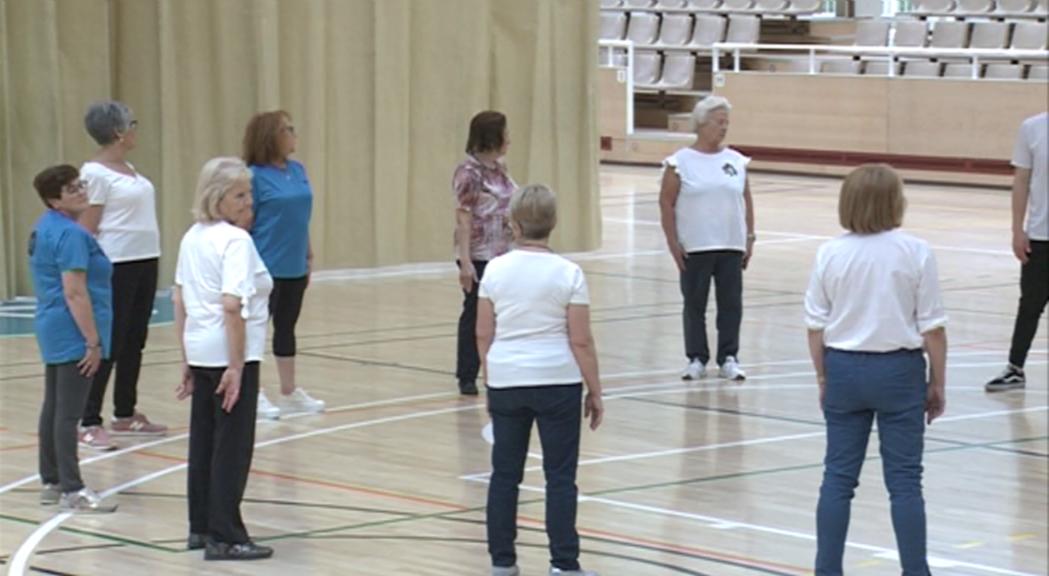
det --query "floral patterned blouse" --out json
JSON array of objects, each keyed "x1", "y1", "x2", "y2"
[{"x1": 452, "y1": 154, "x2": 516, "y2": 261}]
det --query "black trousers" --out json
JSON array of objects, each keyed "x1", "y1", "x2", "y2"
[
  {"x1": 679, "y1": 250, "x2": 743, "y2": 366},
  {"x1": 188, "y1": 362, "x2": 259, "y2": 544},
  {"x1": 39, "y1": 363, "x2": 92, "y2": 493},
  {"x1": 82, "y1": 258, "x2": 158, "y2": 426},
  {"x1": 456, "y1": 260, "x2": 488, "y2": 384},
  {"x1": 269, "y1": 276, "x2": 309, "y2": 358},
  {"x1": 1010, "y1": 240, "x2": 1049, "y2": 368}
]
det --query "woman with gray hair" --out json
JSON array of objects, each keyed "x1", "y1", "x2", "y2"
[
  {"x1": 477, "y1": 184, "x2": 603, "y2": 576},
  {"x1": 78, "y1": 100, "x2": 166, "y2": 451},
  {"x1": 173, "y1": 157, "x2": 273, "y2": 561},
  {"x1": 659, "y1": 96, "x2": 755, "y2": 382}
]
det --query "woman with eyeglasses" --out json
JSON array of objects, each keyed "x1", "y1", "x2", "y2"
[
  {"x1": 242, "y1": 111, "x2": 324, "y2": 419},
  {"x1": 77, "y1": 100, "x2": 166, "y2": 451},
  {"x1": 29, "y1": 165, "x2": 117, "y2": 513}
]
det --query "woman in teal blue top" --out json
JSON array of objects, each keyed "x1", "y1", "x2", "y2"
[
  {"x1": 242, "y1": 110, "x2": 324, "y2": 419},
  {"x1": 29, "y1": 164, "x2": 116, "y2": 513}
]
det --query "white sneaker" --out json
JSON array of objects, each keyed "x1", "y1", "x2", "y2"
[
  {"x1": 492, "y1": 567, "x2": 521, "y2": 576},
  {"x1": 257, "y1": 391, "x2": 281, "y2": 420},
  {"x1": 718, "y1": 356, "x2": 746, "y2": 381},
  {"x1": 681, "y1": 359, "x2": 706, "y2": 381},
  {"x1": 276, "y1": 388, "x2": 325, "y2": 414},
  {"x1": 59, "y1": 488, "x2": 117, "y2": 514},
  {"x1": 550, "y1": 569, "x2": 599, "y2": 576}
]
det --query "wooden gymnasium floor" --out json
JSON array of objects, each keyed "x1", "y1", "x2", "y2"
[{"x1": 0, "y1": 164, "x2": 1046, "y2": 575}]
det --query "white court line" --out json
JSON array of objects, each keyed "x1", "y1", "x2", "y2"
[{"x1": 463, "y1": 477, "x2": 1037, "y2": 576}]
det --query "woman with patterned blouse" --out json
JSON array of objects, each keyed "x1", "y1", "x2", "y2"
[{"x1": 452, "y1": 111, "x2": 516, "y2": 396}]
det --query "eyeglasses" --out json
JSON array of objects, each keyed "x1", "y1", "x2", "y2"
[
  {"x1": 62, "y1": 180, "x2": 88, "y2": 194},
  {"x1": 129, "y1": 120, "x2": 138, "y2": 129}
]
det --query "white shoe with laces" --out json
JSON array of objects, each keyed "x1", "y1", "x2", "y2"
[
  {"x1": 550, "y1": 569, "x2": 599, "y2": 576},
  {"x1": 257, "y1": 391, "x2": 281, "y2": 420},
  {"x1": 681, "y1": 359, "x2": 706, "y2": 381},
  {"x1": 276, "y1": 388, "x2": 326, "y2": 414},
  {"x1": 59, "y1": 487, "x2": 117, "y2": 513},
  {"x1": 718, "y1": 356, "x2": 746, "y2": 381}
]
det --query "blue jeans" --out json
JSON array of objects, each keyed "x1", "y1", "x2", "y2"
[
  {"x1": 487, "y1": 384, "x2": 582, "y2": 571},
  {"x1": 816, "y1": 349, "x2": 930, "y2": 576}
]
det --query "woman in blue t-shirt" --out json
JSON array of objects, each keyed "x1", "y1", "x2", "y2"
[
  {"x1": 28, "y1": 165, "x2": 117, "y2": 513},
  {"x1": 242, "y1": 110, "x2": 324, "y2": 419}
]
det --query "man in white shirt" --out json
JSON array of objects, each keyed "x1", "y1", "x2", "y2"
[{"x1": 986, "y1": 112, "x2": 1049, "y2": 392}]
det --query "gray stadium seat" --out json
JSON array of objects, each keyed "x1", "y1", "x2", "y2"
[
  {"x1": 930, "y1": 21, "x2": 969, "y2": 49},
  {"x1": 864, "y1": 60, "x2": 901, "y2": 75},
  {"x1": 821, "y1": 59, "x2": 862, "y2": 74},
  {"x1": 1011, "y1": 21, "x2": 1048, "y2": 50},
  {"x1": 903, "y1": 60, "x2": 942, "y2": 76},
  {"x1": 689, "y1": 15, "x2": 727, "y2": 47},
  {"x1": 722, "y1": 0, "x2": 757, "y2": 11},
  {"x1": 942, "y1": 62, "x2": 980, "y2": 77},
  {"x1": 657, "y1": 14, "x2": 695, "y2": 45},
  {"x1": 893, "y1": 20, "x2": 928, "y2": 47},
  {"x1": 985, "y1": 63, "x2": 1024, "y2": 79},
  {"x1": 725, "y1": 14, "x2": 761, "y2": 43},
  {"x1": 956, "y1": 0, "x2": 995, "y2": 12},
  {"x1": 786, "y1": 0, "x2": 825, "y2": 12},
  {"x1": 1028, "y1": 64, "x2": 1048, "y2": 79},
  {"x1": 600, "y1": 12, "x2": 628, "y2": 41},
  {"x1": 655, "y1": 54, "x2": 698, "y2": 89},
  {"x1": 634, "y1": 51, "x2": 663, "y2": 88},
  {"x1": 688, "y1": 0, "x2": 723, "y2": 7},
  {"x1": 855, "y1": 19, "x2": 891, "y2": 46},
  {"x1": 656, "y1": 0, "x2": 691, "y2": 7},
  {"x1": 967, "y1": 21, "x2": 1009, "y2": 49},
  {"x1": 996, "y1": 0, "x2": 1035, "y2": 11},
  {"x1": 626, "y1": 12, "x2": 661, "y2": 45}
]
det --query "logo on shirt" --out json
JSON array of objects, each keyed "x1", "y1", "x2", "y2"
[{"x1": 722, "y1": 163, "x2": 738, "y2": 177}]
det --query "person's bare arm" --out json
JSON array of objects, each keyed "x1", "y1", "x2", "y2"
[
  {"x1": 923, "y1": 327, "x2": 947, "y2": 424},
  {"x1": 743, "y1": 177, "x2": 756, "y2": 269},
  {"x1": 215, "y1": 295, "x2": 246, "y2": 412},
  {"x1": 173, "y1": 286, "x2": 194, "y2": 400},
  {"x1": 659, "y1": 168, "x2": 686, "y2": 272},
  {"x1": 61, "y1": 271, "x2": 102, "y2": 377},
  {"x1": 79, "y1": 205, "x2": 103, "y2": 236},
  {"x1": 807, "y1": 329, "x2": 825, "y2": 408},
  {"x1": 476, "y1": 298, "x2": 495, "y2": 386},
  {"x1": 1012, "y1": 167, "x2": 1032, "y2": 264},
  {"x1": 568, "y1": 304, "x2": 603, "y2": 430}
]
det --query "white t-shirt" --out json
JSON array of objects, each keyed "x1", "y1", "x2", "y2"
[
  {"x1": 804, "y1": 229, "x2": 948, "y2": 352},
  {"x1": 82, "y1": 161, "x2": 161, "y2": 262},
  {"x1": 663, "y1": 147, "x2": 750, "y2": 253},
  {"x1": 1013, "y1": 112, "x2": 1048, "y2": 241},
  {"x1": 175, "y1": 222, "x2": 273, "y2": 367},
  {"x1": 478, "y1": 250, "x2": 590, "y2": 388}
]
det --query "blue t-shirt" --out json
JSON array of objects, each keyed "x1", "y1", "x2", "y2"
[
  {"x1": 29, "y1": 210, "x2": 113, "y2": 364},
  {"x1": 249, "y1": 160, "x2": 313, "y2": 279}
]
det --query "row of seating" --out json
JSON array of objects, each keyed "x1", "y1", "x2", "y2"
[
  {"x1": 602, "y1": 0, "x2": 827, "y2": 14},
  {"x1": 802, "y1": 58, "x2": 1048, "y2": 78},
  {"x1": 904, "y1": 0, "x2": 1048, "y2": 16},
  {"x1": 863, "y1": 18, "x2": 1047, "y2": 49},
  {"x1": 601, "y1": 12, "x2": 761, "y2": 46}
]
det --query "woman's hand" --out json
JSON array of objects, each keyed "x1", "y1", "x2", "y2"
[
  {"x1": 585, "y1": 393, "x2": 604, "y2": 431},
  {"x1": 459, "y1": 261, "x2": 477, "y2": 293},
  {"x1": 925, "y1": 384, "x2": 945, "y2": 424},
  {"x1": 176, "y1": 362, "x2": 194, "y2": 400},
  {"x1": 669, "y1": 243, "x2": 687, "y2": 272},
  {"x1": 743, "y1": 236, "x2": 755, "y2": 270},
  {"x1": 77, "y1": 345, "x2": 102, "y2": 378},
  {"x1": 216, "y1": 367, "x2": 242, "y2": 413}
]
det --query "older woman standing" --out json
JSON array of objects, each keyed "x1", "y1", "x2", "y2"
[
  {"x1": 174, "y1": 157, "x2": 273, "y2": 561},
  {"x1": 805, "y1": 165, "x2": 947, "y2": 575},
  {"x1": 78, "y1": 101, "x2": 167, "y2": 450},
  {"x1": 454, "y1": 110, "x2": 516, "y2": 396},
  {"x1": 29, "y1": 165, "x2": 117, "y2": 513},
  {"x1": 477, "y1": 185, "x2": 603, "y2": 576},
  {"x1": 243, "y1": 110, "x2": 324, "y2": 419},
  {"x1": 660, "y1": 96, "x2": 755, "y2": 383}
]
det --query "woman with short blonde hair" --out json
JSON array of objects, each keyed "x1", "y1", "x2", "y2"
[
  {"x1": 174, "y1": 157, "x2": 274, "y2": 561},
  {"x1": 805, "y1": 164, "x2": 947, "y2": 575}
]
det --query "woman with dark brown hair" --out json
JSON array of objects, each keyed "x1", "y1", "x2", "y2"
[
  {"x1": 453, "y1": 110, "x2": 516, "y2": 395},
  {"x1": 242, "y1": 110, "x2": 324, "y2": 419}
]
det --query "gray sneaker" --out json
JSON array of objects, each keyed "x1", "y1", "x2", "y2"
[
  {"x1": 492, "y1": 567, "x2": 520, "y2": 576},
  {"x1": 59, "y1": 488, "x2": 117, "y2": 514},
  {"x1": 550, "y1": 570, "x2": 599, "y2": 576},
  {"x1": 40, "y1": 484, "x2": 61, "y2": 506}
]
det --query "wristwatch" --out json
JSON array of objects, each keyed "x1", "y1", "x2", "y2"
[{"x1": 746, "y1": 233, "x2": 757, "y2": 241}]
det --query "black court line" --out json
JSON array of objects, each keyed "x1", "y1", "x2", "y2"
[
  {"x1": 297, "y1": 350, "x2": 456, "y2": 377},
  {"x1": 0, "y1": 558, "x2": 83, "y2": 575}
]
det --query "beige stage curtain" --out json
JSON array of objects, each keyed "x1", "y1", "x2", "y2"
[{"x1": 0, "y1": 0, "x2": 600, "y2": 299}]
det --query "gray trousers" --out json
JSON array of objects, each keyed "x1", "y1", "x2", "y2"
[
  {"x1": 680, "y1": 250, "x2": 744, "y2": 366},
  {"x1": 39, "y1": 362, "x2": 91, "y2": 493}
]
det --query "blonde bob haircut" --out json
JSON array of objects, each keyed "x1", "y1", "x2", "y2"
[
  {"x1": 510, "y1": 184, "x2": 558, "y2": 241},
  {"x1": 193, "y1": 157, "x2": 252, "y2": 223},
  {"x1": 838, "y1": 164, "x2": 906, "y2": 234}
]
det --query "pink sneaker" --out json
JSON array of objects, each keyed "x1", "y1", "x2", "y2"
[
  {"x1": 78, "y1": 426, "x2": 117, "y2": 451},
  {"x1": 110, "y1": 412, "x2": 167, "y2": 436}
]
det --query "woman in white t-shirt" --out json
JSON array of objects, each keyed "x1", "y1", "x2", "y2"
[
  {"x1": 804, "y1": 165, "x2": 947, "y2": 575},
  {"x1": 477, "y1": 185, "x2": 603, "y2": 576},
  {"x1": 78, "y1": 100, "x2": 166, "y2": 450},
  {"x1": 173, "y1": 157, "x2": 274, "y2": 561},
  {"x1": 660, "y1": 96, "x2": 755, "y2": 383}
]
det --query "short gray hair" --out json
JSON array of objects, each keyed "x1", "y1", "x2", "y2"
[
  {"x1": 193, "y1": 157, "x2": 252, "y2": 223},
  {"x1": 691, "y1": 96, "x2": 732, "y2": 129},
  {"x1": 84, "y1": 101, "x2": 134, "y2": 146},
  {"x1": 511, "y1": 184, "x2": 558, "y2": 240}
]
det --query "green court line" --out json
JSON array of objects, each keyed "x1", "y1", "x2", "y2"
[{"x1": 0, "y1": 513, "x2": 177, "y2": 554}]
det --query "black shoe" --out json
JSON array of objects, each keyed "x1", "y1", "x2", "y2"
[
  {"x1": 204, "y1": 541, "x2": 274, "y2": 561},
  {"x1": 187, "y1": 533, "x2": 207, "y2": 550},
  {"x1": 458, "y1": 380, "x2": 479, "y2": 396},
  {"x1": 985, "y1": 365, "x2": 1026, "y2": 392}
]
